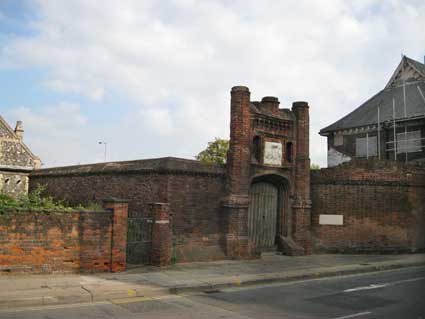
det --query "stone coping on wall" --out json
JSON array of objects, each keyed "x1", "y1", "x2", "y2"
[
  {"x1": 314, "y1": 159, "x2": 425, "y2": 171},
  {"x1": 30, "y1": 157, "x2": 226, "y2": 177},
  {"x1": 311, "y1": 179, "x2": 425, "y2": 187},
  {"x1": 311, "y1": 159, "x2": 425, "y2": 187}
]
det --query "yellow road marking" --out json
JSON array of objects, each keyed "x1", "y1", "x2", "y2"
[{"x1": 127, "y1": 289, "x2": 137, "y2": 297}]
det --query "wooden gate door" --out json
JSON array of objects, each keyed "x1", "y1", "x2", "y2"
[{"x1": 248, "y1": 182, "x2": 278, "y2": 249}]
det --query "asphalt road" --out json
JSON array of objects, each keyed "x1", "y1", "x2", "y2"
[{"x1": 1, "y1": 266, "x2": 424, "y2": 319}]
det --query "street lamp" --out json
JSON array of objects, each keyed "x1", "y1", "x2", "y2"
[{"x1": 98, "y1": 141, "x2": 108, "y2": 162}]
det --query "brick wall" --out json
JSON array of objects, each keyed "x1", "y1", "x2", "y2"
[
  {"x1": 167, "y1": 173, "x2": 226, "y2": 262},
  {"x1": 29, "y1": 158, "x2": 227, "y2": 264},
  {"x1": 30, "y1": 173, "x2": 167, "y2": 219},
  {"x1": 0, "y1": 200, "x2": 128, "y2": 274},
  {"x1": 311, "y1": 160, "x2": 425, "y2": 253}
]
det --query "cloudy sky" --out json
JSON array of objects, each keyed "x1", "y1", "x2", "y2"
[{"x1": 0, "y1": 0, "x2": 424, "y2": 168}]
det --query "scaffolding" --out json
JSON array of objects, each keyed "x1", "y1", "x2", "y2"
[{"x1": 383, "y1": 82, "x2": 425, "y2": 162}]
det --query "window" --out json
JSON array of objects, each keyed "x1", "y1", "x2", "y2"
[
  {"x1": 356, "y1": 137, "x2": 366, "y2": 157},
  {"x1": 286, "y1": 142, "x2": 293, "y2": 163},
  {"x1": 356, "y1": 135, "x2": 377, "y2": 158},
  {"x1": 334, "y1": 133, "x2": 343, "y2": 146},
  {"x1": 252, "y1": 136, "x2": 261, "y2": 162},
  {"x1": 397, "y1": 130, "x2": 421, "y2": 153}
]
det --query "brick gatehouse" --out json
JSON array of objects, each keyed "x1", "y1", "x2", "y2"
[{"x1": 30, "y1": 86, "x2": 312, "y2": 264}]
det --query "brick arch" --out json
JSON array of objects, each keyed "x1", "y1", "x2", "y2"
[{"x1": 250, "y1": 173, "x2": 292, "y2": 194}]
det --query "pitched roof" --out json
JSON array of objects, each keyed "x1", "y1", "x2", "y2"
[
  {"x1": 320, "y1": 56, "x2": 425, "y2": 135},
  {"x1": 406, "y1": 56, "x2": 425, "y2": 77},
  {"x1": 385, "y1": 56, "x2": 425, "y2": 89},
  {"x1": 0, "y1": 116, "x2": 40, "y2": 163}
]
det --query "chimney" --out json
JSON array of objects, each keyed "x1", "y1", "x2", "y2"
[
  {"x1": 14, "y1": 121, "x2": 24, "y2": 140},
  {"x1": 260, "y1": 96, "x2": 280, "y2": 115}
]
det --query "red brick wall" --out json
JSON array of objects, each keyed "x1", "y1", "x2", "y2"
[
  {"x1": 0, "y1": 202, "x2": 128, "y2": 274},
  {"x1": 311, "y1": 160, "x2": 425, "y2": 253},
  {"x1": 30, "y1": 170, "x2": 227, "y2": 263},
  {"x1": 0, "y1": 211, "x2": 82, "y2": 273},
  {"x1": 167, "y1": 173, "x2": 226, "y2": 262}
]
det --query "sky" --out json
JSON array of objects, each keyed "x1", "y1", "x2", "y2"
[{"x1": 0, "y1": 0, "x2": 424, "y2": 168}]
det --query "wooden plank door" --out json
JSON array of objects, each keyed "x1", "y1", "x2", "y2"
[{"x1": 248, "y1": 182, "x2": 278, "y2": 249}]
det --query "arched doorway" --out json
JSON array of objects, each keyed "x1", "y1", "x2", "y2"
[{"x1": 248, "y1": 182, "x2": 279, "y2": 249}]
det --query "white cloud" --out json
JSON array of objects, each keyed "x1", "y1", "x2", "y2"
[
  {"x1": 1, "y1": 0, "x2": 425, "y2": 167},
  {"x1": 138, "y1": 108, "x2": 175, "y2": 136}
]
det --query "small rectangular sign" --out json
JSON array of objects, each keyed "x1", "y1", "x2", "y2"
[
  {"x1": 155, "y1": 220, "x2": 169, "y2": 224},
  {"x1": 319, "y1": 214, "x2": 343, "y2": 225}
]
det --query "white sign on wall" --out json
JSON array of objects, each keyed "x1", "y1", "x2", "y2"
[
  {"x1": 264, "y1": 142, "x2": 282, "y2": 166},
  {"x1": 319, "y1": 214, "x2": 344, "y2": 225}
]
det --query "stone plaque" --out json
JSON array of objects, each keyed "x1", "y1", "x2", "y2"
[
  {"x1": 264, "y1": 142, "x2": 282, "y2": 166},
  {"x1": 319, "y1": 214, "x2": 344, "y2": 225}
]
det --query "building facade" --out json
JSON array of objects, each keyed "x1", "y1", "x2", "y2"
[
  {"x1": 30, "y1": 86, "x2": 312, "y2": 264},
  {"x1": 0, "y1": 117, "x2": 40, "y2": 197},
  {"x1": 320, "y1": 56, "x2": 425, "y2": 167}
]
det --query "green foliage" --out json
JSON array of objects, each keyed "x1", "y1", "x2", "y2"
[
  {"x1": 196, "y1": 138, "x2": 229, "y2": 165},
  {"x1": 75, "y1": 201, "x2": 103, "y2": 211},
  {"x1": 17, "y1": 186, "x2": 69, "y2": 210},
  {"x1": 310, "y1": 163, "x2": 321, "y2": 170},
  {"x1": 0, "y1": 193, "x2": 18, "y2": 208},
  {"x1": 0, "y1": 186, "x2": 100, "y2": 212}
]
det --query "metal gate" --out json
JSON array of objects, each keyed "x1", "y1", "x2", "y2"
[
  {"x1": 126, "y1": 217, "x2": 153, "y2": 265},
  {"x1": 248, "y1": 182, "x2": 278, "y2": 249}
]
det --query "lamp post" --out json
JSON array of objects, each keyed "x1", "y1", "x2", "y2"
[{"x1": 98, "y1": 141, "x2": 108, "y2": 161}]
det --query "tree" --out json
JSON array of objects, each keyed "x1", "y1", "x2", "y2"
[
  {"x1": 196, "y1": 138, "x2": 229, "y2": 164},
  {"x1": 310, "y1": 163, "x2": 321, "y2": 170}
]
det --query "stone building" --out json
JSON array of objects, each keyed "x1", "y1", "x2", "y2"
[
  {"x1": 0, "y1": 117, "x2": 40, "y2": 197},
  {"x1": 320, "y1": 55, "x2": 425, "y2": 167},
  {"x1": 30, "y1": 86, "x2": 312, "y2": 264}
]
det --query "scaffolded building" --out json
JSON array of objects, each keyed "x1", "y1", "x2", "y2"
[{"x1": 320, "y1": 55, "x2": 425, "y2": 167}]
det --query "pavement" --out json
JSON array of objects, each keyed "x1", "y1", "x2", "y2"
[
  {"x1": 1, "y1": 266, "x2": 424, "y2": 318},
  {"x1": 0, "y1": 253, "x2": 424, "y2": 311}
]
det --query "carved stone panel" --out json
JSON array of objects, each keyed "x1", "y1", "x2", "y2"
[{"x1": 264, "y1": 142, "x2": 282, "y2": 166}]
